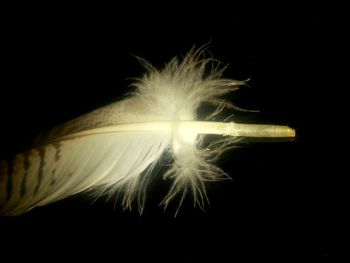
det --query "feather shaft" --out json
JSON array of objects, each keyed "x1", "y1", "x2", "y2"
[{"x1": 39, "y1": 121, "x2": 295, "y2": 146}]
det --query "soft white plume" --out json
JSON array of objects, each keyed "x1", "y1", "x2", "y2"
[{"x1": 0, "y1": 47, "x2": 294, "y2": 216}]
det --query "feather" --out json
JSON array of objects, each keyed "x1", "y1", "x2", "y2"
[{"x1": 0, "y1": 47, "x2": 295, "y2": 216}]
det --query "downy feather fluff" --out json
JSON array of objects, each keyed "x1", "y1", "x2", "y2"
[{"x1": 0, "y1": 47, "x2": 294, "y2": 216}]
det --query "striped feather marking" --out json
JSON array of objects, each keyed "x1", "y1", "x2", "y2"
[{"x1": 20, "y1": 152, "x2": 30, "y2": 198}]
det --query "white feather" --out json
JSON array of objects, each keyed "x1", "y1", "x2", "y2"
[{"x1": 0, "y1": 47, "x2": 295, "y2": 216}]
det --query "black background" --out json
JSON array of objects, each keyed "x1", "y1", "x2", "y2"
[{"x1": 0, "y1": 4, "x2": 339, "y2": 260}]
